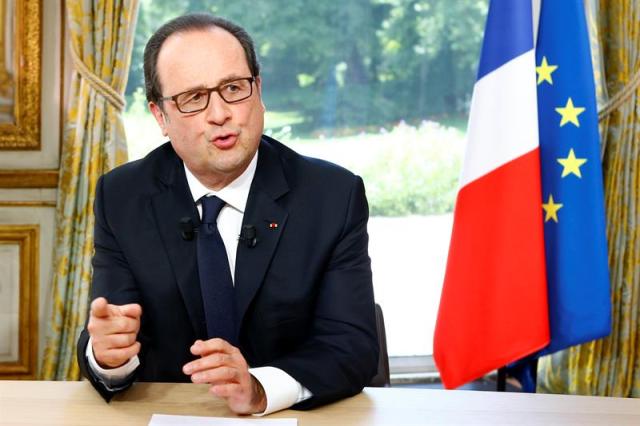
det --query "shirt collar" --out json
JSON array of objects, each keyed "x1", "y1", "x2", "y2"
[{"x1": 184, "y1": 150, "x2": 258, "y2": 214}]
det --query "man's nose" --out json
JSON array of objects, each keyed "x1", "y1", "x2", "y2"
[{"x1": 204, "y1": 92, "x2": 232, "y2": 124}]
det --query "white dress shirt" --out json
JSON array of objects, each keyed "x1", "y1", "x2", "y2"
[{"x1": 87, "y1": 151, "x2": 311, "y2": 414}]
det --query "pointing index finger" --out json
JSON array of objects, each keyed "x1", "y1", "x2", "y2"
[
  {"x1": 118, "y1": 303, "x2": 142, "y2": 319},
  {"x1": 91, "y1": 298, "x2": 142, "y2": 319},
  {"x1": 90, "y1": 297, "x2": 110, "y2": 318}
]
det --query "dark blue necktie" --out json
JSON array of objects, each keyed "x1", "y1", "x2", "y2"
[{"x1": 197, "y1": 195, "x2": 237, "y2": 344}]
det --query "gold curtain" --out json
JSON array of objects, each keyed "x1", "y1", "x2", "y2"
[
  {"x1": 41, "y1": 0, "x2": 139, "y2": 380},
  {"x1": 538, "y1": 0, "x2": 640, "y2": 396}
]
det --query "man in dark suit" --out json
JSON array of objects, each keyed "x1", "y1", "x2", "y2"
[{"x1": 76, "y1": 13, "x2": 378, "y2": 415}]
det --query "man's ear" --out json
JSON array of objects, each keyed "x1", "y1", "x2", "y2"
[{"x1": 149, "y1": 102, "x2": 169, "y2": 136}]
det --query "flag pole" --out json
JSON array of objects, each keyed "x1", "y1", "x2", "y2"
[{"x1": 496, "y1": 367, "x2": 507, "y2": 391}]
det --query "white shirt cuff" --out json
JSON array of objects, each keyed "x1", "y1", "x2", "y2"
[
  {"x1": 249, "y1": 366, "x2": 313, "y2": 415},
  {"x1": 86, "y1": 336, "x2": 140, "y2": 389}
]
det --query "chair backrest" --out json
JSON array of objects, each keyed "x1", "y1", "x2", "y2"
[{"x1": 369, "y1": 303, "x2": 391, "y2": 387}]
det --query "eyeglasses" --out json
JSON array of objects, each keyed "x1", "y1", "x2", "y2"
[{"x1": 160, "y1": 77, "x2": 255, "y2": 114}]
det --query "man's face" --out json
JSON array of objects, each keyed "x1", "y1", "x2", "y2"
[{"x1": 149, "y1": 27, "x2": 265, "y2": 189}]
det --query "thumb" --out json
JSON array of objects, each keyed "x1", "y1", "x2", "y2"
[
  {"x1": 90, "y1": 297, "x2": 110, "y2": 318},
  {"x1": 118, "y1": 303, "x2": 142, "y2": 319}
]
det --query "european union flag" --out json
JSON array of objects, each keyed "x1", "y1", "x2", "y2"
[{"x1": 536, "y1": 0, "x2": 611, "y2": 355}]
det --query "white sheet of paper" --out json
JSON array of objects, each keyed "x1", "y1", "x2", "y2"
[{"x1": 149, "y1": 414, "x2": 297, "y2": 425}]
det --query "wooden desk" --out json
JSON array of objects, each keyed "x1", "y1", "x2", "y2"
[{"x1": 1, "y1": 381, "x2": 639, "y2": 425}]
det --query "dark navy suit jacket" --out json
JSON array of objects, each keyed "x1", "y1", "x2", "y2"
[{"x1": 77, "y1": 135, "x2": 378, "y2": 409}]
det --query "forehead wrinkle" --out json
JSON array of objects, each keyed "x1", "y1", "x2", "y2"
[{"x1": 156, "y1": 28, "x2": 251, "y2": 97}]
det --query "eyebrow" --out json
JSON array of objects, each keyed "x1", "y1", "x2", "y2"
[{"x1": 175, "y1": 75, "x2": 250, "y2": 95}]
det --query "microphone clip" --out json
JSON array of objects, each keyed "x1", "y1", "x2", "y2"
[
  {"x1": 238, "y1": 225, "x2": 257, "y2": 248},
  {"x1": 179, "y1": 217, "x2": 198, "y2": 241}
]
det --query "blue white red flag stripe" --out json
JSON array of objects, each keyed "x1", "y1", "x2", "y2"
[{"x1": 434, "y1": 0, "x2": 549, "y2": 389}]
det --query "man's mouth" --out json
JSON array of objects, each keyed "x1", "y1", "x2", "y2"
[{"x1": 210, "y1": 133, "x2": 238, "y2": 150}]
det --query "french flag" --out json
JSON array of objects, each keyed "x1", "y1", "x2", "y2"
[{"x1": 433, "y1": 1, "x2": 550, "y2": 389}]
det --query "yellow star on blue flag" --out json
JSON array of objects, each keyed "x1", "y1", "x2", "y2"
[
  {"x1": 536, "y1": 56, "x2": 558, "y2": 85},
  {"x1": 557, "y1": 148, "x2": 587, "y2": 178},
  {"x1": 555, "y1": 98, "x2": 585, "y2": 127}
]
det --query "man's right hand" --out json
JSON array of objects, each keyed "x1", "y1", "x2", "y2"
[{"x1": 87, "y1": 297, "x2": 142, "y2": 369}]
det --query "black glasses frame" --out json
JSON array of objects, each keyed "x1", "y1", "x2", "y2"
[{"x1": 160, "y1": 76, "x2": 255, "y2": 113}]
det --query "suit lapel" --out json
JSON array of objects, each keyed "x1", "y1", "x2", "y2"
[
  {"x1": 150, "y1": 152, "x2": 206, "y2": 339},
  {"x1": 235, "y1": 138, "x2": 290, "y2": 324}
]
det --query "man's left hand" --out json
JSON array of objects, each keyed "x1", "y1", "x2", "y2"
[{"x1": 183, "y1": 339, "x2": 267, "y2": 414}]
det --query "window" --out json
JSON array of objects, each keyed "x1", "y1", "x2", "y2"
[{"x1": 125, "y1": 0, "x2": 488, "y2": 372}]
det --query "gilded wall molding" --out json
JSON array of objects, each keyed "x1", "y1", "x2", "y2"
[
  {"x1": 0, "y1": 0, "x2": 42, "y2": 150},
  {"x1": 0, "y1": 170, "x2": 58, "y2": 188},
  {"x1": 0, "y1": 201, "x2": 55, "y2": 207},
  {"x1": 0, "y1": 224, "x2": 39, "y2": 378}
]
